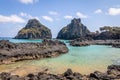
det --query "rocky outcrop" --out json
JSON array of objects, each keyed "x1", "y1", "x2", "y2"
[
  {"x1": 15, "y1": 19, "x2": 52, "y2": 39},
  {"x1": 57, "y1": 18, "x2": 90, "y2": 40},
  {"x1": 70, "y1": 39, "x2": 120, "y2": 48},
  {"x1": 0, "y1": 65, "x2": 120, "y2": 80},
  {"x1": 0, "y1": 40, "x2": 68, "y2": 64},
  {"x1": 112, "y1": 42, "x2": 120, "y2": 48},
  {"x1": 87, "y1": 26, "x2": 120, "y2": 40},
  {"x1": 70, "y1": 37, "x2": 92, "y2": 46}
]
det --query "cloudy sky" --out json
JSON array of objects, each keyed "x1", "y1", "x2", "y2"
[{"x1": 0, "y1": 0, "x2": 120, "y2": 38}]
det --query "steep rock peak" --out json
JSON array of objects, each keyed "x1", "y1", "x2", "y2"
[
  {"x1": 57, "y1": 18, "x2": 90, "y2": 40},
  {"x1": 25, "y1": 19, "x2": 42, "y2": 28},
  {"x1": 71, "y1": 18, "x2": 81, "y2": 24},
  {"x1": 14, "y1": 19, "x2": 52, "y2": 39}
]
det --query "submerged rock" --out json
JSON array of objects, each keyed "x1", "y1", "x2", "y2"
[
  {"x1": 0, "y1": 39, "x2": 68, "y2": 64},
  {"x1": 15, "y1": 19, "x2": 52, "y2": 39},
  {"x1": 57, "y1": 18, "x2": 90, "y2": 40}
]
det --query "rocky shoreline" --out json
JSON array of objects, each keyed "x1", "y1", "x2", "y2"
[
  {"x1": 0, "y1": 65, "x2": 120, "y2": 80},
  {"x1": 70, "y1": 38, "x2": 120, "y2": 48},
  {"x1": 0, "y1": 39, "x2": 68, "y2": 64}
]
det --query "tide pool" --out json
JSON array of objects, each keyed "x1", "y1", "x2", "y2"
[{"x1": 0, "y1": 38, "x2": 120, "y2": 76}]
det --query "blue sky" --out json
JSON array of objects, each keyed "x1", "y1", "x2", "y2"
[{"x1": 0, "y1": 0, "x2": 120, "y2": 38}]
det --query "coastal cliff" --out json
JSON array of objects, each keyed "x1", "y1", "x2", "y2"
[
  {"x1": 15, "y1": 19, "x2": 52, "y2": 39},
  {"x1": 0, "y1": 40, "x2": 68, "y2": 64},
  {"x1": 57, "y1": 18, "x2": 90, "y2": 40}
]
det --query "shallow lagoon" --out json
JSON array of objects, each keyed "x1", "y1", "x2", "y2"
[{"x1": 0, "y1": 38, "x2": 120, "y2": 76}]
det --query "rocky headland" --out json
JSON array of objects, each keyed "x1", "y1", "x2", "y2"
[
  {"x1": 15, "y1": 19, "x2": 52, "y2": 39},
  {"x1": 0, "y1": 65, "x2": 120, "y2": 80},
  {"x1": 0, "y1": 39, "x2": 68, "y2": 64}
]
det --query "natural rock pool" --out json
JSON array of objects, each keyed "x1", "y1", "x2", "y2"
[{"x1": 0, "y1": 38, "x2": 120, "y2": 76}]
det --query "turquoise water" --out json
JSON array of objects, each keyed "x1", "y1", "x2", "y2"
[
  {"x1": 0, "y1": 38, "x2": 120, "y2": 76},
  {"x1": 0, "y1": 37, "x2": 42, "y2": 43}
]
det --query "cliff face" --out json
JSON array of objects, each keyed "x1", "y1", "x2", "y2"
[
  {"x1": 15, "y1": 19, "x2": 52, "y2": 39},
  {"x1": 57, "y1": 18, "x2": 90, "y2": 40}
]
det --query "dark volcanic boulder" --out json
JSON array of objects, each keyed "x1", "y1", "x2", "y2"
[
  {"x1": 57, "y1": 18, "x2": 90, "y2": 40},
  {"x1": 15, "y1": 19, "x2": 52, "y2": 39}
]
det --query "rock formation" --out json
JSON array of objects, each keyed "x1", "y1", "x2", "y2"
[
  {"x1": 57, "y1": 18, "x2": 90, "y2": 40},
  {"x1": 15, "y1": 19, "x2": 52, "y2": 39},
  {"x1": 70, "y1": 39, "x2": 120, "y2": 48},
  {"x1": 0, "y1": 40, "x2": 68, "y2": 64},
  {"x1": 0, "y1": 65, "x2": 120, "y2": 80},
  {"x1": 87, "y1": 26, "x2": 120, "y2": 40},
  {"x1": 70, "y1": 37, "x2": 92, "y2": 46}
]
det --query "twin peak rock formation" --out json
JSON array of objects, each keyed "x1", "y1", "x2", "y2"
[{"x1": 15, "y1": 18, "x2": 90, "y2": 39}]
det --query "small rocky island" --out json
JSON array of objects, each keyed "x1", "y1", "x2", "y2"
[
  {"x1": 15, "y1": 19, "x2": 52, "y2": 39},
  {"x1": 0, "y1": 40, "x2": 68, "y2": 64},
  {"x1": 0, "y1": 65, "x2": 120, "y2": 80},
  {"x1": 57, "y1": 18, "x2": 90, "y2": 40}
]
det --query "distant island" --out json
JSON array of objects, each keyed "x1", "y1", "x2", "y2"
[
  {"x1": 15, "y1": 19, "x2": 52, "y2": 39},
  {"x1": 57, "y1": 18, "x2": 90, "y2": 40},
  {"x1": 15, "y1": 18, "x2": 120, "y2": 40}
]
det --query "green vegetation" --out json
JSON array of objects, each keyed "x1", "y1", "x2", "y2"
[
  {"x1": 100, "y1": 26, "x2": 120, "y2": 34},
  {"x1": 15, "y1": 19, "x2": 52, "y2": 39}
]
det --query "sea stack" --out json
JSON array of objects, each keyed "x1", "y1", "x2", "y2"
[
  {"x1": 15, "y1": 19, "x2": 52, "y2": 39},
  {"x1": 57, "y1": 18, "x2": 90, "y2": 40}
]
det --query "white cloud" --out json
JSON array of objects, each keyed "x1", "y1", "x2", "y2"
[
  {"x1": 42, "y1": 16, "x2": 53, "y2": 22},
  {"x1": 64, "y1": 15, "x2": 73, "y2": 19},
  {"x1": 94, "y1": 9, "x2": 102, "y2": 14},
  {"x1": 76, "y1": 12, "x2": 88, "y2": 18},
  {"x1": 20, "y1": 12, "x2": 27, "y2": 16},
  {"x1": 108, "y1": 7, "x2": 120, "y2": 16},
  {"x1": 19, "y1": 0, "x2": 38, "y2": 4},
  {"x1": 20, "y1": 12, "x2": 39, "y2": 20},
  {"x1": 49, "y1": 11, "x2": 58, "y2": 15},
  {"x1": 0, "y1": 14, "x2": 25, "y2": 23}
]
